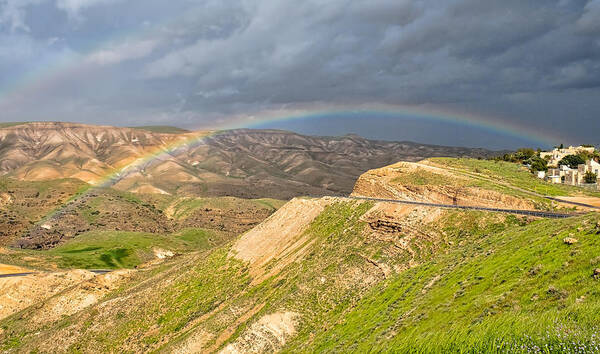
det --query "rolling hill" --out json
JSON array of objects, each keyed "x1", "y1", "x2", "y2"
[
  {"x1": 0, "y1": 122, "x2": 502, "y2": 199},
  {"x1": 2, "y1": 158, "x2": 599, "y2": 352},
  {"x1": 0, "y1": 177, "x2": 283, "y2": 249}
]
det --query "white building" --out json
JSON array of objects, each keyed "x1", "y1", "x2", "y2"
[
  {"x1": 547, "y1": 159, "x2": 600, "y2": 185},
  {"x1": 546, "y1": 165, "x2": 571, "y2": 184},
  {"x1": 540, "y1": 146, "x2": 595, "y2": 167}
]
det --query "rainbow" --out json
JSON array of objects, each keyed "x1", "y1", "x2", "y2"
[
  {"x1": 34, "y1": 104, "x2": 563, "y2": 228},
  {"x1": 209, "y1": 104, "x2": 562, "y2": 148},
  {"x1": 37, "y1": 129, "x2": 221, "y2": 225}
]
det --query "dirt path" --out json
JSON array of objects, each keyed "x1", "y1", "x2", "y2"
[
  {"x1": 550, "y1": 196, "x2": 600, "y2": 209},
  {"x1": 0, "y1": 269, "x2": 95, "y2": 320}
]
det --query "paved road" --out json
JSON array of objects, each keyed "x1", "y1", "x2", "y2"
[
  {"x1": 348, "y1": 196, "x2": 578, "y2": 219},
  {"x1": 89, "y1": 269, "x2": 112, "y2": 274},
  {"x1": 0, "y1": 272, "x2": 35, "y2": 278}
]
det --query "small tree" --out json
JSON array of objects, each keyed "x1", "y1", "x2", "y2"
[
  {"x1": 515, "y1": 148, "x2": 535, "y2": 161},
  {"x1": 558, "y1": 155, "x2": 585, "y2": 169},
  {"x1": 584, "y1": 171, "x2": 598, "y2": 184},
  {"x1": 526, "y1": 156, "x2": 548, "y2": 172}
]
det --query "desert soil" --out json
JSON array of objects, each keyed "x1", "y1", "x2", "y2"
[
  {"x1": 0, "y1": 263, "x2": 28, "y2": 274},
  {"x1": 554, "y1": 196, "x2": 600, "y2": 207}
]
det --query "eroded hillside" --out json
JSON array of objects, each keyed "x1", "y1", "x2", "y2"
[
  {"x1": 0, "y1": 177, "x2": 282, "y2": 250},
  {"x1": 1, "y1": 196, "x2": 458, "y2": 352},
  {"x1": 0, "y1": 122, "x2": 501, "y2": 199},
  {"x1": 352, "y1": 161, "x2": 537, "y2": 210}
]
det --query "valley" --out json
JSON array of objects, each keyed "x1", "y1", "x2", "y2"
[
  {"x1": 1, "y1": 140, "x2": 600, "y2": 352},
  {"x1": 2, "y1": 2, "x2": 598, "y2": 352}
]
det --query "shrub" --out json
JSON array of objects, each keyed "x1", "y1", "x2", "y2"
[
  {"x1": 515, "y1": 148, "x2": 536, "y2": 161},
  {"x1": 525, "y1": 156, "x2": 548, "y2": 172},
  {"x1": 584, "y1": 171, "x2": 598, "y2": 184},
  {"x1": 558, "y1": 155, "x2": 585, "y2": 169}
]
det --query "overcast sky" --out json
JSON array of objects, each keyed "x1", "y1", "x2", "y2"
[{"x1": 0, "y1": 0, "x2": 598, "y2": 148}]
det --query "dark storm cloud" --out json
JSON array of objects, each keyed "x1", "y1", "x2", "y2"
[{"x1": 0, "y1": 0, "x2": 598, "y2": 147}]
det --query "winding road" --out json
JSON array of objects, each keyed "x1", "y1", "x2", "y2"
[
  {"x1": 1, "y1": 192, "x2": 590, "y2": 279},
  {"x1": 348, "y1": 196, "x2": 579, "y2": 219}
]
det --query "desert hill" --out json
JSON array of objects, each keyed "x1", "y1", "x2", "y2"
[
  {"x1": 0, "y1": 122, "x2": 501, "y2": 199},
  {"x1": 2, "y1": 158, "x2": 599, "y2": 352},
  {"x1": 0, "y1": 177, "x2": 283, "y2": 249},
  {"x1": 352, "y1": 160, "x2": 537, "y2": 210}
]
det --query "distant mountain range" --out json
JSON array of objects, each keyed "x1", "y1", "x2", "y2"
[{"x1": 0, "y1": 122, "x2": 503, "y2": 199}]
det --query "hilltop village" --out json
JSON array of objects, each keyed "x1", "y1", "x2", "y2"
[{"x1": 496, "y1": 145, "x2": 600, "y2": 189}]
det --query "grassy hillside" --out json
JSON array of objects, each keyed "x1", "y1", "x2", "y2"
[
  {"x1": 7, "y1": 198, "x2": 598, "y2": 352},
  {"x1": 2, "y1": 190, "x2": 599, "y2": 352},
  {"x1": 290, "y1": 212, "x2": 600, "y2": 352},
  {"x1": 354, "y1": 159, "x2": 571, "y2": 211},
  {"x1": 0, "y1": 228, "x2": 227, "y2": 270},
  {"x1": 159, "y1": 196, "x2": 286, "y2": 220},
  {"x1": 1, "y1": 177, "x2": 283, "y2": 250},
  {"x1": 0, "y1": 122, "x2": 29, "y2": 128},
  {"x1": 429, "y1": 157, "x2": 600, "y2": 198}
]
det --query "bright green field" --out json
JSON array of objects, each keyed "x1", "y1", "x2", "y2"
[{"x1": 0, "y1": 228, "x2": 226, "y2": 270}]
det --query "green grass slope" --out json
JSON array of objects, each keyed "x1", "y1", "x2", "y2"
[
  {"x1": 430, "y1": 157, "x2": 600, "y2": 198},
  {"x1": 2, "y1": 198, "x2": 598, "y2": 352},
  {"x1": 289, "y1": 212, "x2": 600, "y2": 352},
  {"x1": 0, "y1": 228, "x2": 228, "y2": 270},
  {"x1": 0, "y1": 122, "x2": 29, "y2": 128}
]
